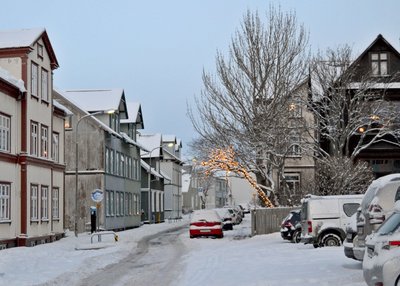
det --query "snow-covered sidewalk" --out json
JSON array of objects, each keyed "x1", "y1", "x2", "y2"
[{"x1": 0, "y1": 220, "x2": 188, "y2": 286}]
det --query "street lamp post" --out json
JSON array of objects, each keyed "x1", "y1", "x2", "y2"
[{"x1": 74, "y1": 110, "x2": 114, "y2": 237}]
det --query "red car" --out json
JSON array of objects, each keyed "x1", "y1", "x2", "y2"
[{"x1": 189, "y1": 209, "x2": 224, "y2": 239}]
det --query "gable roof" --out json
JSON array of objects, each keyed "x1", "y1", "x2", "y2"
[
  {"x1": 348, "y1": 34, "x2": 400, "y2": 74},
  {"x1": 120, "y1": 101, "x2": 144, "y2": 129},
  {"x1": 0, "y1": 28, "x2": 59, "y2": 69},
  {"x1": 64, "y1": 89, "x2": 128, "y2": 119},
  {"x1": 138, "y1": 133, "x2": 163, "y2": 157}
]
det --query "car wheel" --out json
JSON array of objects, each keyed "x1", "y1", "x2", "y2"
[
  {"x1": 291, "y1": 230, "x2": 301, "y2": 243},
  {"x1": 321, "y1": 233, "x2": 342, "y2": 247}
]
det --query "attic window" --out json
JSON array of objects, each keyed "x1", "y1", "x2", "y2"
[
  {"x1": 37, "y1": 43, "x2": 43, "y2": 59},
  {"x1": 371, "y1": 52, "x2": 388, "y2": 76}
]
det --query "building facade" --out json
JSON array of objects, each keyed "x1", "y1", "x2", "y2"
[
  {"x1": 0, "y1": 28, "x2": 65, "y2": 247},
  {"x1": 54, "y1": 89, "x2": 144, "y2": 234}
]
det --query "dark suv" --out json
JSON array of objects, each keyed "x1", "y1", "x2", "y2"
[{"x1": 280, "y1": 209, "x2": 301, "y2": 243}]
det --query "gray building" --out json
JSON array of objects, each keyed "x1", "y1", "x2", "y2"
[{"x1": 54, "y1": 89, "x2": 145, "y2": 234}]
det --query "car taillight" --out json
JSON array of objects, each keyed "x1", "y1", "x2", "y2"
[
  {"x1": 307, "y1": 221, "x2": 312, "y2": 233},
  {"x1": 374, "y1": 283, "x2": 383, "y2": 286},
  {"x1": 382, "y1": 240, "x2": 400, "y2": 250}
]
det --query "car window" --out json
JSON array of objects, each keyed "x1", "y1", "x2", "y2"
[
  {"x1": 395, "y1": 186, "x2": 400, "y2": 202},
  {"x1": 343, "y1": 203, "x2": 360, "y2": 217},
  {"x1": 377, "y1": 213, "x2": 400, "y2": 235}
]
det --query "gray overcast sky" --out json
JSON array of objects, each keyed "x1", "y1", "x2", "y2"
[{"x1": 2, "y1": 0, "x2": 400, "y2": 157}]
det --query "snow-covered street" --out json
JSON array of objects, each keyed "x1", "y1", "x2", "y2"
[{"x1": 0, "y1": 215, "x2": 365, "y2": 286}]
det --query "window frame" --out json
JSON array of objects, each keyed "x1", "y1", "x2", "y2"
[
  {"x1": 30, "y1": 121, "x2": 39, "y2": 156},
  {"x1": 31, "y1": 62, "x2": 39, "y2": 98},
  {"x1": 0, "y1": 182, "x2": 11, "y2": 222},
  {"x1": 41, "y1": 68, "x2": 49, "y2": 102},
  {"x1": 371, "y1": 52, "x2": 389, "y2": 76},
  {"x1": 30, "y1": 184, "x2": 39, "y2": 222},
  {"x1": 41, "y1": 125, "x2": 49, "y2": 158},
  {"x1": 52, "y1": 187, "x2": 59, "y2": 220},
  {"x1": 0, "y1": 113, "x2": 11, "y2": 152},
  {"x1": 41, "y1": 185, "x2": 49, "y2": 221},
  {"x1": 52, "y1": 132, "x2": 59, "y2": 162}
]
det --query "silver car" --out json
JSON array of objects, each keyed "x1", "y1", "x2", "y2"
[{"x1": 363, "y1": 205, "x2": 400, "y2": 286}]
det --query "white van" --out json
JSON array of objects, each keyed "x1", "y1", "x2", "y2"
[
  {"x1": 353, "y1": 173, "x2": 400, "y2": 261},
  {"x1": 300, "y1": 194, "x2": 363, "y2": 247}
]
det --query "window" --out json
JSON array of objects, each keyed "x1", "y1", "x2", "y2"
[
  {"x1": 125, "y1": 192, "x2": 129, "y2": 215},
  {"x1": 120, "y1": 153, "x2": 125, "y2": 177},
  {"x1": 52, "y1": 188, "x2": 59, "y2": 219},
  {"x1": 110, "y1": 149, "x2": 114, "y2": 174},
  {"x1": 343, "y1": 203, "x2": 360, "y2": 217},
  {"x1": 106, "y1": 190, "x2": 115, "y2": 216},
  {"x1": 115, "y1": 191, "x2": 120, "y2": 216},
  {"x1": 37, "y1": 43, "x2": 43, "y2": 58},
  {"x1": 52, "y1": 132, "x2": 59, "y2": 162},
  {"x1": 289, "y1": 102, "x2": 301, "y2": 118},
  {"x1": 31, "y1": 122, "x2": 38, "y2": 156},
  {"x1": 116, "y1": 152, "x2": 120, "y2": 176},
  {"x1": 41, "y1": 186, "x2": 49, "y2": 220},
  {"x1": 288, "y1": 131, "x2": 301, "y2": 156},
  {"x1": 0, "y1": 114, "x2": 10, "y2": 152},
  {"x1": 41, "y1": 69, "x2": 49, "y2": 102},
  {"x1": 283, "y1": 173, "x2": 300, "y2": 193},
  {"x1": 41, "y1": 125, "x2": 48, "y2": 158},
  {"x1": 0, "y1": 183, "x2": 11, "y2": 221},
  {"x1": 371, "y1": 52, "x2": 388, "y2": 76},
  {"x1": 64, "y1": 116, "x2": 72, "y2": 129},
  {"x1": 31, "y1": 62, "x2": 38, "y2": 97},
  {"x1": 105, "y1": 148, "x2": 109, "y2": 173},
  {"x1": 30, "y1": 185, "x2": 39, "y2": 221},
  {"x1": 120, "y1": 192, "x2": 124, "y2": 215}
]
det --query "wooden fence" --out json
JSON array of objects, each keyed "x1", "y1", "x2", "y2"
[{"x1": 251, "y1": 207, "x2": 300, "y2": 236}]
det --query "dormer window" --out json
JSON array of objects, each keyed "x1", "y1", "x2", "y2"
[{"x1": 371, "y1": 52, "x2": 388, "y2": 76}]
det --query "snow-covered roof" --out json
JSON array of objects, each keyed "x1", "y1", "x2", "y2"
[
  {"x1": 0, "y1": 28, "x2": 44, "y2": 49},
  {"x1": 0, "y1": 66, "x2": 26, "y2": 92},
  {"x1": 163, "y1": 148, "x2": 184, "y2": 164},
  {"x1": 121, "y1": 102, "x2": 142, "y2": 124},
  {"x1": 120, "y1": 132, "x2": 149, "y2": 151},
  {"x1": 64, "y1": 89, "x2": 128, "y2": 119},
  {"x1": 53, "y1": 99, "x2": 73, "y2": 115},
  {"x1": 0, "y1": 28, "x2": 59, "y2": 69},
  {"x1": 138, "y1": 133, "x2": 163, "y2": 157},
  {"x1": 162, "y1": 135, "x2": 177, "y2": 143},
  {"x1": 140, "y1": 159, "x2": 163, "y2": 179},
  {"x1": 53, "y1": 88, "x2": 122, "y2": 139}
]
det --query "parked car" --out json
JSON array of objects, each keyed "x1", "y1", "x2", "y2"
[
  {"x1": 213, "y1": 208, "x2": 234, "y2": 230},
  {"x1": 280, "y1": 209, "x2": 302, "y2": 243},
  {"x1": 300, "y1": 194, "x2": 363, "y2": 247},
  {"x1": 239, "y1": 203, "x2": 250, "y2": 214},
  {"x1": 343, "y1": 209, "x2": 360, "y2": 260},
  {"x1": 355, "y1": 173, "x2": 400, "y2": 261},
  {"x1": 189, "y1": 209, "x2": 224, "y2": 239},
  {"x1": 223, "y1": 206, "x2": 242, "y2": 224},
  {"x1": 363, "y1": 202, "x2": 400, "y2": 286}
]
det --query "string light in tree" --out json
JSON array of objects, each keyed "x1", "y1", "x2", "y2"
[{"x1": 200, "y1": 146, "x2": 274, "y2": 208}]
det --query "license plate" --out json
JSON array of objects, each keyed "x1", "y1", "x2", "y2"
[{"x1": 200, "y1": 229, "x2": 211, "y2": 233}]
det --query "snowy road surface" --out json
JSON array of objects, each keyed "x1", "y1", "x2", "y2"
[
  {"x1": 1, "y1": 215, "x2": 367, "y2": 286},
  {"x1": 78, "y1": 226, "x2": 187, "y2": 286}
]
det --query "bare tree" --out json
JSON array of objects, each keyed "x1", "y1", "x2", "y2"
[
  {"x1": 188, "y1": 6, "x2": 310, "y2": 205},
  {"x1": 309, "y1": 45, "x2": 400, "y2": 194}
]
